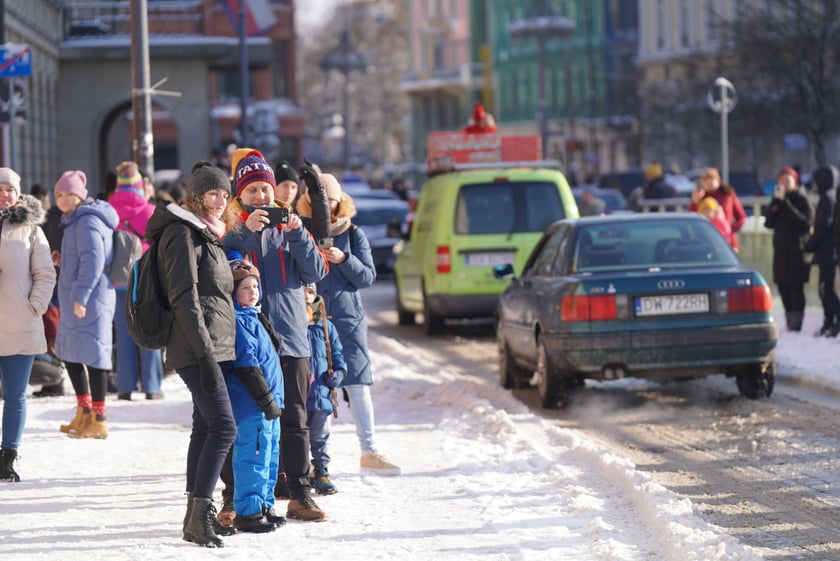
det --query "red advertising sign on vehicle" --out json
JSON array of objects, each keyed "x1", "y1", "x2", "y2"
[{"x1": 427, "y1": 132, "x2": 542, "y2": 173}]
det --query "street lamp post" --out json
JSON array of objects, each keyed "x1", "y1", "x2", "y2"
[
  {"x1": 507, "y1": 1, "x2": 575, "y2": 161},
  {"x1": 319, "y1": 28, "x2": 369, "y2": 174}
]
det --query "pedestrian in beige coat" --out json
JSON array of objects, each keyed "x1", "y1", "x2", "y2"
[{"x1": 0, "y1": 167, "x2": 56, "y2": 482}]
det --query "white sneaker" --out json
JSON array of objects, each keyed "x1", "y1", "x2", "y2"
[{"x1": 360, "y1": 451, "x2": 401, "y2": 476}]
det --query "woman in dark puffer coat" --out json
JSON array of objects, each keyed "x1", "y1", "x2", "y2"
[{"x1": 144, "y1": 161, "x2": 238, "y2": 548}]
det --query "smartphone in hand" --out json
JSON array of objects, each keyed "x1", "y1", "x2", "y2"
[{"x1": 242, "y1": 203, "x2": 290, "y2": 225}]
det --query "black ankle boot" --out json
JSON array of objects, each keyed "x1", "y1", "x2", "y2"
[
  {"x1": 183, "y1": 497, "x2": 224, "y2": 547},
  {"x1": 233, "y1": 512, "x2": 277, "y2": 533},
  {"x1": 262, "y1": 505, "x2": 286, "y2": 526},
  {"x1": 0, "y1": 448, "x2": 20, "y2": 482}
]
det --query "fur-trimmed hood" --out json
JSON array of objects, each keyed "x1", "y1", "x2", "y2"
[
  {"x1": 3, "y1": 194, "x2": 46, "y2": 226},
  {"x1": 296, "y1": 191, "x2": 356, "y2": 237}
]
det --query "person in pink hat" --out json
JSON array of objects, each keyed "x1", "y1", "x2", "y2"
[
  {"x1": 107, "y1": 161, "x2": 163, "y2": 401},
  {"x1": 53, "y1": 170, "x2": 120, "y2": 439}
]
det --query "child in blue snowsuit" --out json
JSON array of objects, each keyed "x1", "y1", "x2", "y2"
[
  {"x1": 227, "y1": 256, "x2": 286, "y2": 533},
  {"x1": 304, "y1": 283, "x2": 346, "y2": 495}
]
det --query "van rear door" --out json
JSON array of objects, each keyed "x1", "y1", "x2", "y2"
[{"x1": 441, "y1": 179, "x2": 569, "y2": 296}]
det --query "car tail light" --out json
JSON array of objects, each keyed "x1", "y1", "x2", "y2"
[
  {"x1": 436, "y1": 245, "x2": 451, "y2": 273},
  {"x1": 727, "y1": 285, "x2": 772, "y2": 313},
  {"x1": 561, "y1": 294, "x2": 617, "y2": 321}
]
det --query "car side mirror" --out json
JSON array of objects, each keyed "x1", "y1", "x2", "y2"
[
  {"x1": 386, "y1": 218, "x2": 404, "y2": 239},
  {"x1": 493, "y1": 263, "x2": 515, "y2": 280}
]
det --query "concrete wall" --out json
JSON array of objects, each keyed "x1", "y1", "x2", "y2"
[{"x1": 58, "y1": 58, "x2": 212, "y2": 192}]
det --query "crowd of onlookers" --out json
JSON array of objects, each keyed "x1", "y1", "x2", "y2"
[
  {"x1": 581, "y1": 162, "x2": 840, "y2": 337},
  {"x1": 0, "y1": 152, "x2": 401, "y2": 547}
]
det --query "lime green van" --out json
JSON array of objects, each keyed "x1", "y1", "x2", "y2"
[{"x1": 393, "y1": 166, "x2": 578, "y2": 334}]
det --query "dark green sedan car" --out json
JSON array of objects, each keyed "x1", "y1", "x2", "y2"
[{"x1": 494, "y1": 213, "x2": 778, "y2": 409}]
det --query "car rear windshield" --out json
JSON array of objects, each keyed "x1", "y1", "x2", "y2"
[
  {"x1": 354, "y1": 206, "x2": 408, "y2": 227},
  {"x1": 454, "y1": 181, "x2": 565, "y2": 235},
  {"x1": 574, "y1": 219, "x2": 739, "y2": 273}
]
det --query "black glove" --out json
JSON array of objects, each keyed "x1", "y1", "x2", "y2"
[
  {"x1": 234, "y1": 366, "x2": 282, "y2": 420},
  {"x1": 299, "y1": 158, "x2": 322, "y2": 192},
  {"x1": 257, "y1": 394, "x2": 282, "y2": 420},
  {"x1": 198, "y1": 356, "x2": 224, "y2": 396},
  {"x1": 300, "y1": 158, "x2": 331, "y2": 242}
]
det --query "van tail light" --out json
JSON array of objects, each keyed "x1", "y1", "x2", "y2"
[
  {"x1": 561, "y1": 294, "x2": 617, "y2": 321},
  {"x1": 436, "y1": 246, "x2": 451, "y2": 273},
  {"x1": 727, "y1": 285, "x2": 773, "y2": 313}
]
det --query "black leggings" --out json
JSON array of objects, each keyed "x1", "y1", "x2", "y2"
[{"x1": 64, "y1": 361, "x2": 108, "y2": 402}]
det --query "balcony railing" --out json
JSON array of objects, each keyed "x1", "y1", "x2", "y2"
[{"x1": 65, "y1": 1, "x2": 205, "y2": 38}]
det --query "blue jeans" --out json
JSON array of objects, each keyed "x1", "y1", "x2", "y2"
[
  {"x1": 307, "y1": 410, "x2": 331, "y2": 471},
  {"x1": 114, "y1": 288, "x2": 163, "y2": 394},
  {"x1": 344, "y1": 384, "x2": 376, "y2": 453},
  {"x1": 232, "y1": 413, "x2": 280, "y2": 517},
  {"x1": 0, "y1": 355, "x2": 35, "y2": 450}
]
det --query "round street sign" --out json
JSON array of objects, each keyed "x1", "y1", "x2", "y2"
[{"x1": 707, "y1": 77, "x2": 736, "y2": 114}]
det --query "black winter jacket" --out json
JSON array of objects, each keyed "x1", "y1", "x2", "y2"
[
  {"x1": 764, "y1": 188, "x2": 813, "y2": 284},
  {"x1": 144, "y1": 203, "x2": 236, "y2": 369}
]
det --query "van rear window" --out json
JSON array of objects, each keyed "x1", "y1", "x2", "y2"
[{"x1": 454, "y1": 181, "x2": 565, "y2": 235}]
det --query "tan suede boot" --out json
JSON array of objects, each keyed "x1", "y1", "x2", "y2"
[
  {"x1": 70, "y1": 413, "x2": 108, "y2": 439},
  {"x1": 59, "y1": 406, "x2": 88, "y2": 434}
]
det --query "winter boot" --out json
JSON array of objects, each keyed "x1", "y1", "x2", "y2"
[
  {"x1": 183, "y1": 496, "x2": 224, "y2": 547},
  {"x1": 312, "y1": 468, "x2": 337, "y2": 495},
  {"x1": 71, "y1": 413, "x2": 108, "y2": 439},
  {"x1": 360, "y1": 451, "x2": 401, "y2": 475},
  {"x1": 183, "y1": 494, "x2": 193, "y2": 534},
  {"x1": 33, "y1": 382, "x2": 65, "y2": 398},
  {"x1": 262, "y1": 505, "x2": 286, "y2": 526},
  {"x1": 188, "y1": 494, "x2": 236, "y2": 536},
  {"x1": 286, "y1": 496, "x2": 327, "y2": 522},
  {"x1": 233, "y1": 512, "x2": 276, "y2": 533},
  {"x1": 216, "y1": 500, "x2": 235, "y2": 528},
  {"x1": 60, "y1": 406, "x2": 88, "y2": 434},
  {"x1": 0, "y1": 449, "x2": 20, "y2": 482}
]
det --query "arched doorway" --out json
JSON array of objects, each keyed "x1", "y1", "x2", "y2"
[{"x1": 97, "y1": 99, "x2": 178, "y2": 196}]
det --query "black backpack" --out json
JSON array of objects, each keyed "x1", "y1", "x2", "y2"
[
  {"x1": 106, "y1": 222, "x2": 143, "y2": 285},
  {"x1": 125, "y1": 241, "x2": 172, "y2": 350}
]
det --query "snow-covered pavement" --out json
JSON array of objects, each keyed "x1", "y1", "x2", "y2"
[{"x1": 2, "y1": 308, "x2": 837, "y2": 560}]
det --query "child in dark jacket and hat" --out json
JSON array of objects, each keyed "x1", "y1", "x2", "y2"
[
  {"x1": 225, "y1": 252, "x2": 286, "y2": 533},
  {"x1": 303, "y1": 283, "x2": 346, "y2": 495}
]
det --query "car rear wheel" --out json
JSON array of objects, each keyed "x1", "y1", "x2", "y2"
[
  {"x1": 736, "y1": 361, "x2": 775, "y2": 399},
  {"x1": 536, "y1": 336, "x2": 560, "y2": 408},
  {"x1": 395, "y1": 283, "x2": 415, "y2": 326},
  {"x1": 497, "y1": 322, "x2": 531, "y2": 389},
  {"x1": 423, "y1": 288, "x2": 444, "y2": 336}
]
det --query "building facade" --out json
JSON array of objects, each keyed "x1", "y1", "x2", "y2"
[
  {"x1": 401, "y1": 0, "x2": 641, "y2": 185},
  {"x1": 2, "y1": 0, "x2": 304, "y2": 194}
]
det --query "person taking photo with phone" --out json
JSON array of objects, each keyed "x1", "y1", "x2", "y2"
[{"x1": 222, "y1": 149, "x2": 329, "y2": 522}]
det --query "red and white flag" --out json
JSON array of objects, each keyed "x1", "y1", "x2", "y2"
[{"x1": 224, "y1": 0, "x2": 278, "y2": 36}]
